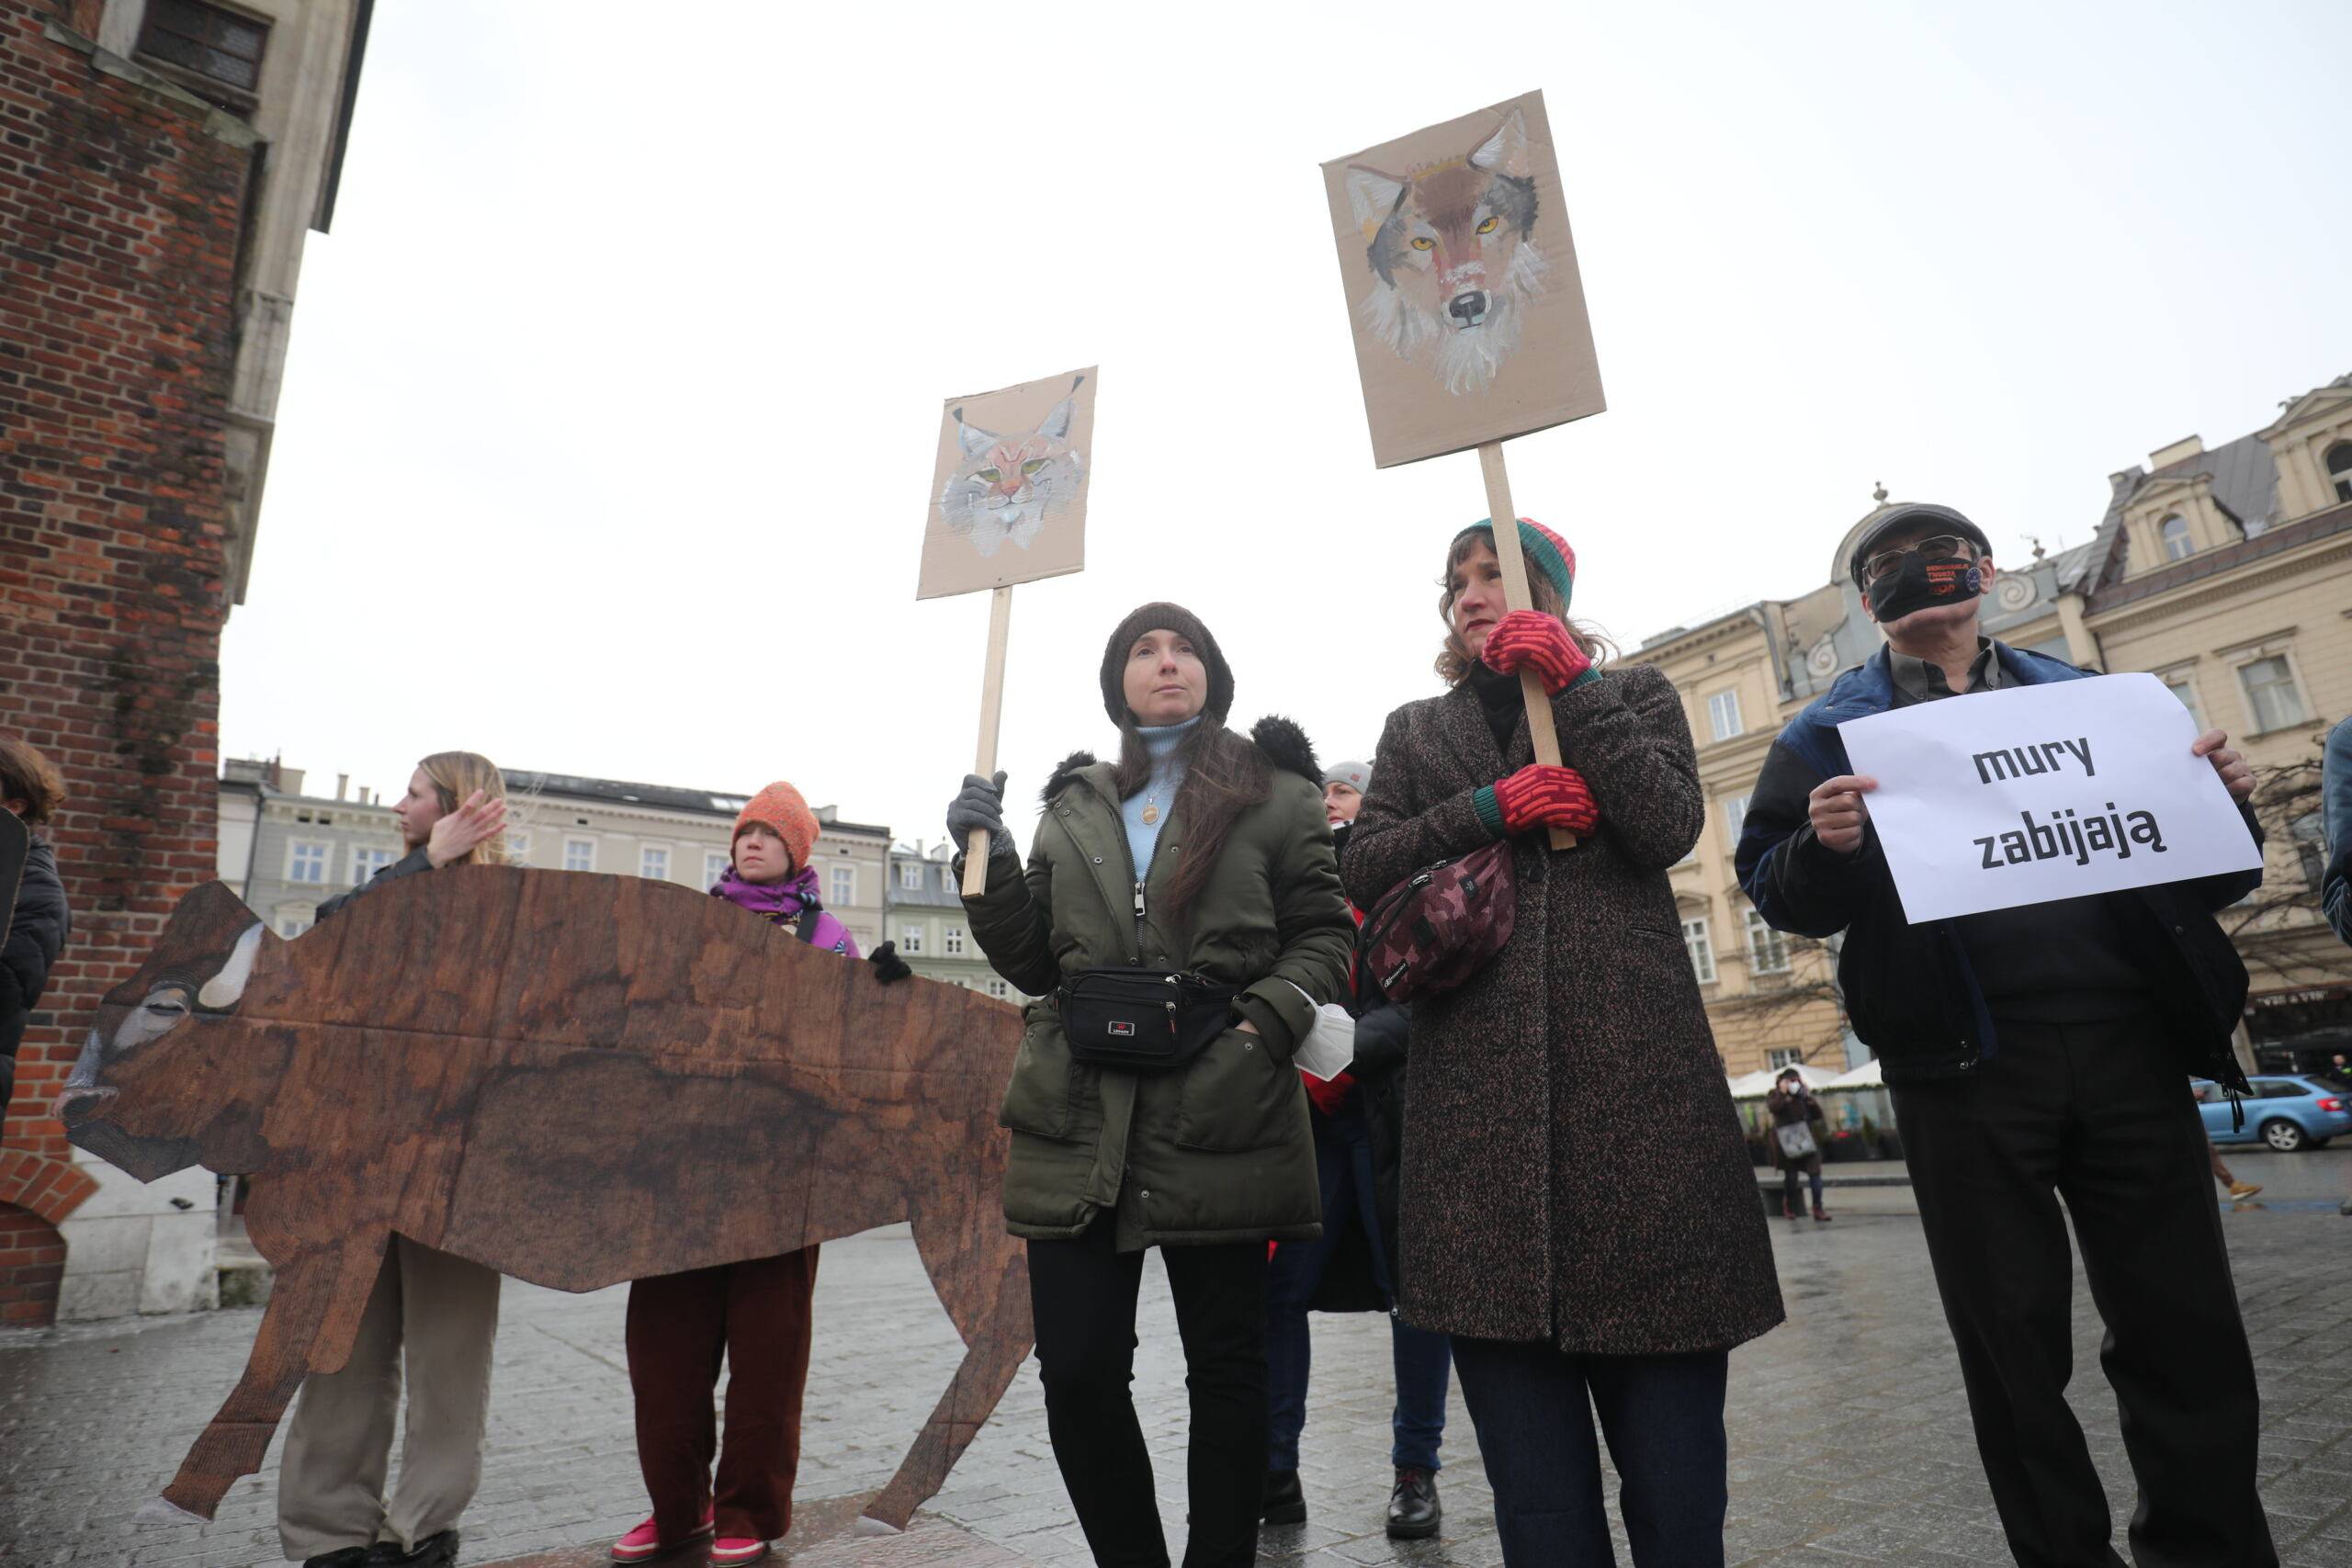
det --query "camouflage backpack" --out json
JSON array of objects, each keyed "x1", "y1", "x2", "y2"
[{"x1": 1356, "y1": 840, "x2": 1518, "y2": 1002}]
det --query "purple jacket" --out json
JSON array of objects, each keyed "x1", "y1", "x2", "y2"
[{"x1": 710, "y1": 865, "x2": 858, "y2": 958}]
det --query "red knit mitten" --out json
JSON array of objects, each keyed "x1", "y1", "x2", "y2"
[
  {"x1": 1303, "y1": 1069, "x2": 1355, "y2": 1116},
  {"x1": 1480, "y1": 610, "x2": 1593, "y2": 694},
  {"x1": 1490, "y1": 764, "x2": 1600, "y2": 836}
]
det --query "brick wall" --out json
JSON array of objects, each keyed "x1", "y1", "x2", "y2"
[
  {"x1": 0, "y1": 1200, "x2": 65, "y2": 1324},
  {"x1": 0, "y1": 1, "x2": 254, "y2": 1323}
]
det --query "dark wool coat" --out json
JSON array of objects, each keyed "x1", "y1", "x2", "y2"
[
  {"x1": 1342, "y1": 665, "x2": 1785, "y2": 1355},
  {"x1": 963, "y1": 718, "x2": 1355, "y2": 1249}
]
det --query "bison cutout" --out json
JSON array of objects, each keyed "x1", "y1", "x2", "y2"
[{"x1": 56, "y1": 868, "x2": 1034, "y2": 1531}]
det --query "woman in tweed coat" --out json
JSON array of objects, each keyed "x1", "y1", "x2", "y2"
[{"x1": 1341, "y1": 519, "x2": 1783, "y2": 1568}]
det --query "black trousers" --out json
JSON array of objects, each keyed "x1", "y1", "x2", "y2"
[
  {"x1": 1025, "y1": 1215, "x2": 1269, "y2": 1568},
  {"x1": 1894, "y1": 1010, "x2": 2276, "y2": 1568}
]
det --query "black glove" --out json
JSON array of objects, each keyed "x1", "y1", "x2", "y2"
[
  {"x1": 946, "y1": 772, "x2": 1016, "y2": 865},
  {"x1": 867, "y1": 941, "x2": 913, "y2": 985}
]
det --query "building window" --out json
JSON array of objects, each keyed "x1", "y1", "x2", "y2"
[
  {"x1": 2161, "y1": 671, "x2": 2204, "y2": 728},
  {"x1": 705, "y1": 850, "x2": 730, "y2": 887},
  {"x1": 2327, "y1": 441, "x2": 2352, "y2": 504},
  {"x1": 2158, "y1": 514, "x2": 2192, "y2": 562},
  {"x1": 1682, "y1": 919, "x2": 1715, "y2": 984},
  {"x1": 831, "y1": 866, "x2": 856, "y2": 906},
  {"x1": 1722, "y1": 795, "x2": 1749, "y2": 848},
  {"x1": 506, "y1": 831, "x2": 531, "y2": 862},
  {"x1": 1706, "y1": 689, "x2": 1744, "y2": 742},
  {"x1": 944, "y1": 925, "x2": 967, "y2": 956},
  {"x1": 1744, "y1": 908, "x2": 1790, "y2": 976},
  {"x1": 2237, "y1": 655, "x2": 2310, "y2": 733},
  {"x1": 275, "y1": 903, "x2": 315, "y2": 939},
  {"x1": 899, "y1": 922, "x2": 924, "y2": 955},
  {"x1": 640, "y1": 846, "x2": 670, "y2": 881},
  {"x1": 986, "y1": 978, "x2": 1011, "y2": 999},
  {"x1": 277, "y1": 915, "x2": 311, "y2": 938},
  {"x1": 899, "y1": 862, "x2": 923, "y2": 891},
  {"x1": 136, "y1": 0, "x2": 269, "y2": 107},
  {"x1": 564, "y1": 838, "x2": 596, "y2": 873},
  {"x1": 350, "y1": 847, "x2": 394, "y2": 882},
  {"x1": 2291, "y1": 812, "x2": 2325, "y2": 890},
  {"x1": 1766, "y1": 1047, "x2": 1804, "y2": 1071},
  {"x1": 288, "y1": 841, "x2": 330, "y2": 884}
]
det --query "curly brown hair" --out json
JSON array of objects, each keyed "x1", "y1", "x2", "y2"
[
  {"x1": 1434, "y1": 532, "x2": 1612, "y2": 685},
  {"x1": 0, "y1": 733, "x2": 66, "y2": 824}
]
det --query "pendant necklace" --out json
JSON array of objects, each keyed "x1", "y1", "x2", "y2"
[{"x1": 1141, "y1": 791, "x2": 1161, "y2": 828}]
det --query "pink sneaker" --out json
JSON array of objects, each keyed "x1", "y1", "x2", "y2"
[
  {"x1": 611, "y1": 1504, "x2": 714, "y2": 1562},
  {"x1": 710, "y1": 1540, "x2": 771, "y2": 1565}
]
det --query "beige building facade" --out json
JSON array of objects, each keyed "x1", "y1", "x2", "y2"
[{"x1": 1626, "y1": 374, "x2": 2352, "y2": 1079}]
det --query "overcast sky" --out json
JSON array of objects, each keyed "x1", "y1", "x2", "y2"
[{"x1": 222, "y1": 0, "x2": 2352, "y2": 849}]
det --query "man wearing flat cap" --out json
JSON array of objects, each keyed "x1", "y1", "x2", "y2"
[{"x1": 1735, "y1": 503, "x2": 2276, "y2": 1566}]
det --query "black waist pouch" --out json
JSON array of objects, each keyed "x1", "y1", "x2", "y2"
[{"x1": 1058, "y1": 967, "x2": 1238, "y2": 1073}]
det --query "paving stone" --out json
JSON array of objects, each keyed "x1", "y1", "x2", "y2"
[{"x1": 6, "y1": 1179, "x2": 2352, "y2": 1563}]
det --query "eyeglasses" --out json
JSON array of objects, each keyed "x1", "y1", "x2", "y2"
[{"x1": 1862, "y1": 534, "x2": 1975, "y2": 585}]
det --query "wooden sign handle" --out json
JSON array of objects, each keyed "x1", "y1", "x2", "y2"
[
  {"x1": 1477, "y1": 442, "x2": 1577, "y2": 852},
  {"x1": 961, "y1": 585, "x2": 1016, "y2": 897}
]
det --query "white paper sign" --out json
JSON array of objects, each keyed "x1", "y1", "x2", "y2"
[{"x1": 1837, "y1": 673, "x2": 2262, "y2": 923}]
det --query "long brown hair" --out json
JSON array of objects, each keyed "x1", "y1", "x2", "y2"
[
  {"x1": 418, "y1": 750, "x2": 510, "y2": 866},
  {"x1": 1112, "y1": 719, "x2": 1270, "y2": 918},
  {"x1": 1434, "y1": 532, "x2": 1612, "y2": 685}
]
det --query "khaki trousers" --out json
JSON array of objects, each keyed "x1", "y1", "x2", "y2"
[{"x1": 277, "y1": 1235, "x2": 503, "y2": 1561}]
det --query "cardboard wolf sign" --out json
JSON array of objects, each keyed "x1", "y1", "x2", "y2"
[
  {"x1": 1322, "y1": 91, "x2": 1605, "y2": 468},
  {"x1": 57, "y1": 870, "x2": 1033, "y2": 1532}
]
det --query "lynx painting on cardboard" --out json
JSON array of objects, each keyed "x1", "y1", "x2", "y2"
[
  {"x1": 918, "y1": 367, "x2": 1096, "y2": 600},
  {"x1": 1322, "y1": 91, "x2": 1605, "y2": 468}
]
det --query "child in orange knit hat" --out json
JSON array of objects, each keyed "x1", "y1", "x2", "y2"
[{"x1": 616, "y1": 778, "x2": 882, "y2": 1565}]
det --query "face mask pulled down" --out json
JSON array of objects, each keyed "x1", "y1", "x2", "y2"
[{"x1": 1869, "y1": 551, "x2": 1983, "y2": 625}]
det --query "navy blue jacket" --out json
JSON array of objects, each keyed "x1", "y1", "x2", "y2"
[
  {"x1": 2324, "y1": 716, "x2": 2351, "y2": 948},
  {"x1": 1735, "y1": 645, "x2": 2263, "y2": 1086}
]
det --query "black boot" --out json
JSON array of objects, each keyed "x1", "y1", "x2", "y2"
[
  {"x1": 1261, "y1": 1468, "x2": 1307, "y2": 1526},
  {"x1": 1387, "y1": 1466, "x2": 1441, "y2": 1540},
  {"x1": 302, "y1": 1552, "x2": 372, "y2": 1568},
  {"x1": 367, "y1": 1530, "x2": 458, "y2": 1567}
]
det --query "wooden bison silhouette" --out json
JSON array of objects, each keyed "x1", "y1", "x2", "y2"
[{"x1": 56, "y1": 869, "x2": 1033, "y2": 1530}]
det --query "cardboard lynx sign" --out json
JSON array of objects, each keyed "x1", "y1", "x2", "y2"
[
  {"x1": 918, "y1": 367, "x2": 1097, "y2": 601},
  {"x1": 1320, "y1": 90, "x2": 1605, "y2": 468},
  {"x1": 918, "y1": 366, "x2": 1100, "y2": 890}
]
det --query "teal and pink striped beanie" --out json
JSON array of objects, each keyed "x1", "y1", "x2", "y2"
[{"x1": 1452, "y1": 517, "x2": 1577, "y2": 611}]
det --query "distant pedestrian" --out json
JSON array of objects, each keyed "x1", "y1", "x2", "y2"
[
  {"x1": 2205, "y1": 1134, "x2": 2260, "y2": 1201},
  {"x1": 1764, "y1": 1069, "x2": 1832, "y2": 1222},
  {"x1": 0, "y1": 734, "x2": 71, "y2": 1121},
  {"x1": 1261, "y1": 758, "x2": 1453, "y2": 1542},
  {"x1": 277, "y1": 752, "x2": 509, "y2": 1568},
  {"x1": 1343, "y1": 519, "x2": 1782, "y2": 1567},
  {"x1": 616, "y1": 779, "x2": 905, "y2": 1567}
]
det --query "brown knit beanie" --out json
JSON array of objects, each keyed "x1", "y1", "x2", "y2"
[{"x1": 1099, "y1": 602, "x2": 1234, "y2": 727}]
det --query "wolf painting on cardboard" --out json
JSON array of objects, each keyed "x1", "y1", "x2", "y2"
[
  {"x1": 1322, "y1": 91, "x2": 1604, "y2": 468},
  {"x1": 918, "y1": 367, "x2": 1097, "y2": 600}
]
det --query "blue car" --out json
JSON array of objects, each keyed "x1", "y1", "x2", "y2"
[{"x1": 2194, "y1": 1076, "x2": 2352, "y2": 1153}]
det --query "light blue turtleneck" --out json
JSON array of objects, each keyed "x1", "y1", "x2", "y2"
[{"x1": 1122, "y1": 716, "x2": 1199, "y2": 878}]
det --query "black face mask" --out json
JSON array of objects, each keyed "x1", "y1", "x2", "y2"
[{"x1": 1867, "y1": 550, "x2": 1983, "y2": 625}]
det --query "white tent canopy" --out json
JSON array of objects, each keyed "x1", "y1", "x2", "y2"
[
  {"x1": 1821, "y1": 1057, "x2": 1884, "y2": 1089},
  {"x1": 1725, "y1": 1062, "x2": 1845, "y2": 1099}
]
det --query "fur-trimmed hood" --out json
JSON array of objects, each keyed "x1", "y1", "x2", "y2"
[{"x1": 1040, "y1": 716, "x2": 1319, "y2": 802}]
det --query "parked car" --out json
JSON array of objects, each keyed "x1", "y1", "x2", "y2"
[{"x1": 2193, "y1": 1077, "x2": 2352, "y2": 1153}]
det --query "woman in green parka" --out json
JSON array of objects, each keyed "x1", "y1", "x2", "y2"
[{"x1": 944, "y1": 601, "x2": 1352, "y2": 1568}]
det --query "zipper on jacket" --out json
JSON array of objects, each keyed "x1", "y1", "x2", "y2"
[{"x1": 1134, "y1": 878, "x2": 1148, "y2": 965}]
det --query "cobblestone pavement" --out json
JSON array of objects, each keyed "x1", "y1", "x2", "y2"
[{"x1": 5, "y1": 1149, "x2": 2350, "y2": 1567}]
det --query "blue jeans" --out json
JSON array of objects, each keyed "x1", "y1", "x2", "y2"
[
  {"x1": 1265, "y1": 1096, "x2": 1452, "y2": 1472},
  {"x1": 1450, "y1": 1337, "x2": 1729, "y2": 1567}
]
